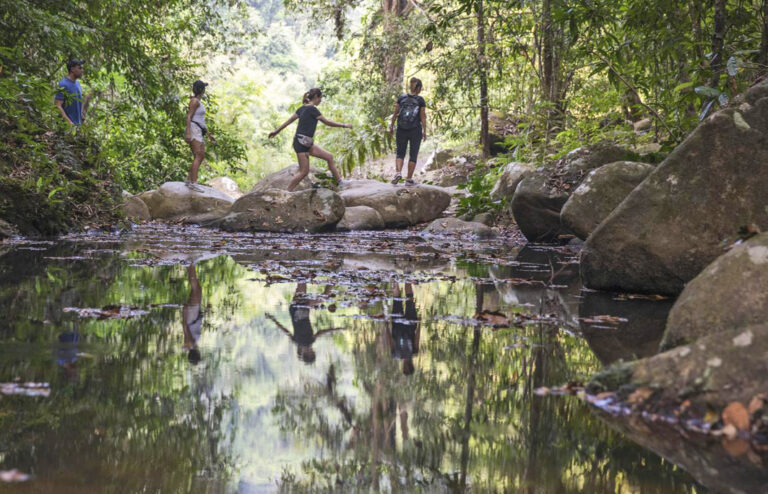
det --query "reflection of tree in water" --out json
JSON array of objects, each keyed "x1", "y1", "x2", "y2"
[
  {"x1": 273, "y1": 281, "x2": 698, "y2": 492},
  {"x1": 0, "y1": 254, "x2": 243, "y2": 491}
]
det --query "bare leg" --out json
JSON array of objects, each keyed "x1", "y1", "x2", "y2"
[
  {"x1": 395, "y1": 158, "x2": 404, "y2": 175},
  {"x1": 188, "y1": 140, "x2": 205, "y2": 183},
  {"x1": 406, "y1": 161, "x2": 416, "y2": 179},
  {"x1": 287, "y1": 153, "x2": 310, "y2": 191},
  {"x1": 309, "y1": 144, "x2": 342, "y2": 183}
]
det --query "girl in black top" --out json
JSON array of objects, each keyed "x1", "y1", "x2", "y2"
[
  {"x1": 389, "y1": 78, "x2": 427, "y2": 186},
  {"x1": 268, "y1": 88, "x2": 353, "y2": 191}
]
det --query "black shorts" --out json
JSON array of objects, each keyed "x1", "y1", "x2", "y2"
[
  {"x1": 293, "y1": 136, "x2": 311, "y2": 154},
  {"x1": 395, "y1": 126, "x2": 422, "y2": 163}
]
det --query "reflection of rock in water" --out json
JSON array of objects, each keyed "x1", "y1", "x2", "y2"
[
  {"x1": 598, "y1": 414, "x2": 768, "y2": 494},
  {"x1": 490, "y1": 245, "x2": 581, "y2": 329},
  {"x1": 579, "y1": 291, "x2": 674, "y2": 365}
]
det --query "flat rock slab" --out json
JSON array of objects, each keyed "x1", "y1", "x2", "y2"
[
  {"x1": 339, "y1": 179, "x2": 451, "y2": 227},
  {"x1": 336, "y1": 206, "x2": 385, "y2": 231},
  {"x1": 218, "y1": 187, "x2": 344, "y2": 233},
  {"x1": 421, "y1": 217, "x2": 496, "y2": 238},
  {"x1": 661, "y1": 232, "x2": 768, "y2": 350},
  {"x1": 138, "y1": 182, "x2": 234, "y2": 223},
  {"x1": 581, "y1": 81, "x2": 768, "y2": 294}
]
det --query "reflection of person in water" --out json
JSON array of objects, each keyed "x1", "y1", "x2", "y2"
[
  {"x1": 272, "y1": 283, "x2": 340, "y2": 364},
  {"x1": 57, "y1": 324, "x2": 80, "y2": 380},
  {"x1": 182, "y1": 263, "x2": 203, "y2": 365},
  {"x1": 388, "y1": 283, "x2": 420, "y2": 375}
]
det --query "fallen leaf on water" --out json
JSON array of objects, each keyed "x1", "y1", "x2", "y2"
[
  {"x1": 703, "y1": 409, "x2": 720, "y2": 424},
  {"x1": 723, "y1": 401, "x2": 750, "y2": 431},
  {"x1": 0, "y1": 470, "x2": 32, "y2": 483},
  {"x1": 475, "y1": 310, "x2": 511, "y2": 327},
  {"x1": 721, "y1": 437, "x2": 750, "y2": 457},
  {"x1": 627, "y1": 387, "x2": 654, "y2": 405},
  {"x1": 63, "y1": 305, "x2": 149, "y2": 320}
]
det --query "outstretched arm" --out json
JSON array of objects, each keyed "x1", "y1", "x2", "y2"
[
  {"x1": 318, "y1": 115, "x2": 352, "y2": 129},
  {"x1": 269, "y1": 113, "x2": 299, "y2": 138}
]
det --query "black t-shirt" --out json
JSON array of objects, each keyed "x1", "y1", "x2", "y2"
[
  {"x1": 391, "y1": 298, "x2": 419, "y2": 359},
  {"x1": 289, "y1": 303, "x2": 315, "y2": 347},
  {"x1": 397, "y1": 94, "x2": 426, "y2": 129},
  {"x1": 295, "y1": 105, "x2": 322, "y2": 137}
]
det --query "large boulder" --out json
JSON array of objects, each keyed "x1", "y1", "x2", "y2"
[
  {"x1": 511, "y1": 144, "x2": 637, "y2": 242},
  {"x1": 590, "y1": 322, "x2": 768, "y2": 415},
  {"x1": 421, "y1": 217, "x2": 496, "y2": 238},
  {"x1": 121, "y1": 195, "x2": 151, "y2": 221},
  {"x1": 339, "y1": 180, "x2": 451, "y2": 227},
  {"x1": 581, "y1": 82, "x2": 768, "y2": 295},
  {"x1": 560, "y1": 161, "x2": 654, "y2": 240},
  {"x1": 137, "y1": 182, "x2": 234, "y2": 223},
  {"x1": 217, "y1": 187, "x2": 344, "y2": 233},
  {"x1": 206, "y1": 177, "x2": 243, "y2": 199},
  {"x1": 336, "y1": 206, "x2": 385, "y2": 231},
  {"x1": 661, "y1": 233, "x2": 768, "y2": 350},
  {"x1": 489, "y1": 161, "x2": 533, "y2": 201},
  {"x1": 250, "y1": 164, "x2": 323, "y2": 193}
]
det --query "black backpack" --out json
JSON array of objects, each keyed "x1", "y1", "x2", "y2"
[{"x1": 397, "y1": 95, "x2": 421, "y2": 130}]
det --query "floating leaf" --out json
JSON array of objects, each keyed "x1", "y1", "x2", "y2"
[
  {"x1": 627, "y1": 387, "x2": 654, "y2": 404},
  {"x1": 475, "y1": 310, "x2": 511, "y2": 327},
  {"x1": 722, "y1": 401, "x2": 750, "y2": 431}
]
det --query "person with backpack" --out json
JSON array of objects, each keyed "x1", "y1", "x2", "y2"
[
  {"x1": 184, "y1": 80, "x2": 216, "y2": 190},
  {"x1": 268, "y1": 88, "x2": 353, "y2": 191},
  {"x1": 389, "y1": 77, "x2": 427, "y2": 186}
]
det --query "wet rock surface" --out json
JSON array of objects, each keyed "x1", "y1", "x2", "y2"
[
  {"x1": 662, "y1": 232, "x2": 768, "y2": 350},
  {"x1": 512, "y1": 144, "x2": 637, "y2": 242},
  {"x1": 581, "y1": 81, "x2": 768, "y2": 295},
  {"x1": 421, "y1": 217, "x2": 496, "y2": 238},
  {"x1": 339, "y1": 179, "x2": 451, "y2": 227},
  {"x1": 138, "y1": 182, "x2": 234, "y2": 223},
  {"x1": 217, "y1": 187, "x2": 344, "y2": 233},
  {"x1": 560, "y1": 161, "x2": 654, "y2": 240}
]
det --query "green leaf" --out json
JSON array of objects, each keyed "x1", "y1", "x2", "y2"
[{"x1": 694, "y1": 86, "x2": 721, "y2": 99}]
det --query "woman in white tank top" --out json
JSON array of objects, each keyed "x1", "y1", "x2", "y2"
[{"x1": 184, "y1": 80, "x2": 216, "y2": 189}]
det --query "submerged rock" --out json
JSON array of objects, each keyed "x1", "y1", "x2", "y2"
[
  {"x1": 421, "y1": 217, "x2": 496, "y2": 238},
  {"x1": 336, "y1": 206, "x2": 385, "y2": 231},
  {"x1": 661, "y1": 232, "x2": 768, "y2": 350},
  {"x1": 581, "y1": 82, "x2": 768, "y2": 294},
  {"x1": 217, "y1": 187, "x2": 344, "y2": 233},
  {"x1": 339, "y1": 179, "x2": 451, "y2": 227},
  {"x1": 560, "y1": 161, "x2": 654, "y2": 240},
  {"x1": 512, "y1": 144, "x2": 637, "y2": 242},
  {"x1": 579, "y1": 291, "x2": 673, "y2": 366},
  {"x1": 138, "y1": 182, "x2": 234, "y2": 223},
  {"x1": 206, "y1": 177, "x2": 243, "y2": 199}
]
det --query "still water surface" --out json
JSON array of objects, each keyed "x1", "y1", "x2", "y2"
[{"x1": 0, "y1": 225, "x2": 707, "y2": 492}]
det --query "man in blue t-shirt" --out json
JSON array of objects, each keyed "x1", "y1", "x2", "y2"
[{"x1": 54, "y1": 59, "x2": 92, "y2": 125}]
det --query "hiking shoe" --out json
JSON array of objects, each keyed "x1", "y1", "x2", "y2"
[
  {"x1": 405, "y1": 179, "x2": 416, "y2": 186},
  {"x1": 391, "y1": 174, "x2": 402, "y2": 185}
]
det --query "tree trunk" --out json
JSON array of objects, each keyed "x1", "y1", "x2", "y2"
[
  {"x1": 540, "y1": 0, "x2": 565, "y2": 134},
  {"x1": 760, "y1": 0, "x2": 768, "y2": 67},
  {"x1": 381, "y1": 0, "x2": 409, "y2": 90},
  {"x1": 709, "y1": 0, "x2": 726, "y2": 88},
  {"x1": 477, "y1": 0, "x2": 490, "y2": 158}
]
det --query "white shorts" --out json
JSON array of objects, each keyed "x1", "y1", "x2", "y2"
[{"x1": 189, "y1": 124, "x2": 204, "y2": 143}]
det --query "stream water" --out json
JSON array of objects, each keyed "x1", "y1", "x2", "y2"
[{"x1": 0, "y1": 224, "x2": 740, "y2": 492}]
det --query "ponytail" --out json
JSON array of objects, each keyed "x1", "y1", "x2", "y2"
[
  {"x1": 303, "y1": 88, "x2": 322, "y2": 104},
  {"x1": 409, "y1": 77, "x2": 423, "y2": 94}
]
